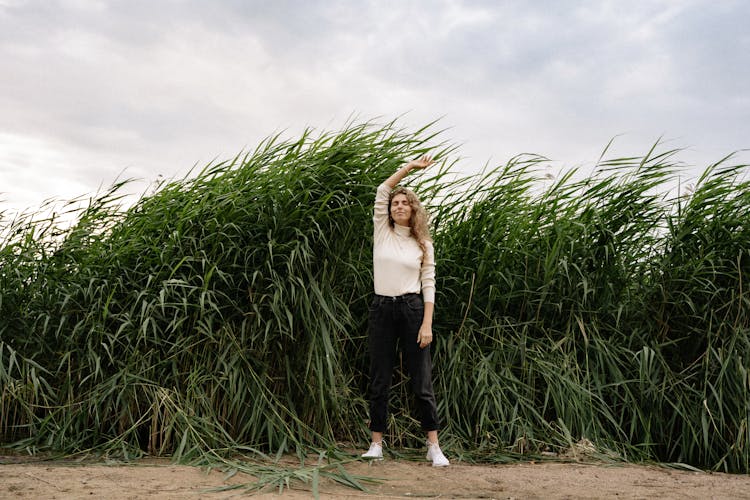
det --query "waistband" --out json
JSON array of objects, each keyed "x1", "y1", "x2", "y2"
[{"x1": 374, "y1": 293, "x2": 421, "y2": 302}]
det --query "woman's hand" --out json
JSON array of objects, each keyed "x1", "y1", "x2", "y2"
[
  {"x1": 407, "y1": 155, "x2": 434, "y2": 170},
  {"x1": 417, "y1": 323, "x2": 433, "y2": 349},
  {"x1": 384, "y1": 154, "x2": 434, "y2": 188}
]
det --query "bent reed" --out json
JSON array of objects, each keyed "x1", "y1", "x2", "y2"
[{"x1": 1, "y1": 121, "x2": 748, "y2": 480}]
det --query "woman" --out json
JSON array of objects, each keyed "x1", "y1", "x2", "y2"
[{"x1": 361, "y1": 155, "x2": 449, "y2": 467}]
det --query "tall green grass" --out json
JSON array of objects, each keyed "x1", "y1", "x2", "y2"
[{"x1": 1, "y1": 120, "x2": 748, "y2": 475}]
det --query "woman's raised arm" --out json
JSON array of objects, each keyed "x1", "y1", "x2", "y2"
[{"x1": 383, "y1": 155, "x2": 434, "y2": 189}]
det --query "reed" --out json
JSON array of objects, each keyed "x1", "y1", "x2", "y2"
[{"x1": 1, "y1": 120, "x2": 748, "y2": 482}]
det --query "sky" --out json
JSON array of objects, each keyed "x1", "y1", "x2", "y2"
[{"x1": 1, "y1": 0, "x2": 748, "y2": 216}]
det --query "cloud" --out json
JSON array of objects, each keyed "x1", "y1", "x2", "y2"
[
  {"x1": 0, "y1": 133, "x2": 93, "y2": 210},
  {"x1": 0, "y1": 0, "x2": 748, "y2": 213}
]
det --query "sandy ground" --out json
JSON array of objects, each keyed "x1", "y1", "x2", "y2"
[{"x1": 3, "y1": 455, "x2": 750, "y2": 500}]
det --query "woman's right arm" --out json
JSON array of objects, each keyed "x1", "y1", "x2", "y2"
[
  {"x1": 374, "y1": 155, "x2": 434, "y2": 238},
  {"x1": 383, "y1": 155, "x2": 434, "y2": 189}
]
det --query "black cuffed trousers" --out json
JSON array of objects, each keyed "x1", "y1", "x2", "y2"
[{"x1": 367, "y1": 293, "x2": 440, "y2": 433}]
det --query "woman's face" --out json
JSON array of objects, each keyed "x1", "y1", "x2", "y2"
[{"x1": 390, "y1": 193, "x2": 412, "y2": 227}]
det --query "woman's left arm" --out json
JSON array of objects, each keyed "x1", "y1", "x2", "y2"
[
  {"x1": 418, "y1": 240, "x2": 436, "y2": 349},
  {"x1": 417, "y1": 302, "x2": 434, "y2": 348}
]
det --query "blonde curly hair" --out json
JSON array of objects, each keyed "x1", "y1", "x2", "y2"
[{"x1": 388, "y1": 186, "x2": 432, "y2": 258}]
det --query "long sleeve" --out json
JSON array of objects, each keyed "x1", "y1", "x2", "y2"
[
  {"x1": 373, "y1": 183, "x2": 391, "y2": 244},
  {"x1": 420, "y1": 241, "x2": 436, "y2": 304}
]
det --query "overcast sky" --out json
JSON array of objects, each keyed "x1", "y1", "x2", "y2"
[{"x1": 1, "y1": 0, "x2": 748, "y2": 215}]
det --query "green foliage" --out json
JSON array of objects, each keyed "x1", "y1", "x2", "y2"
[{"x1": 1, "y1": 120, "x2": 748, "y2": 475}]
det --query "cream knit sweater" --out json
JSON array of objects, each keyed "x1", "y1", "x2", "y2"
[{"x1": 372, "y1": 183, "x2": 436, "y2": 304}]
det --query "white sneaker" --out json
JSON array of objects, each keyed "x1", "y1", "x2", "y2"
[
  {"x1": 426, "y1": 441, "x2": 449, "y2": 466},
  {"x1": 361, "y1": 441, "x2": 383, "y2": 460}
]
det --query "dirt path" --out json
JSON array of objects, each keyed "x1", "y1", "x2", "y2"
[{"x1": 3, "y1": 457, "x2": 750, "y2": 499}]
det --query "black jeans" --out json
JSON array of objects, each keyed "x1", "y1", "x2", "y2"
[{"x1": 367, "y1": 293, "x2": 440, "y2": 433}]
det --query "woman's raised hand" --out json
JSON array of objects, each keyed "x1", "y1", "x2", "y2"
[
  {"x1": 385, "y1": 154, "x2": 435, "y2": 188},
  {"x1": 407, "y1": 155, "x2": 434, "y2": 170}
]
